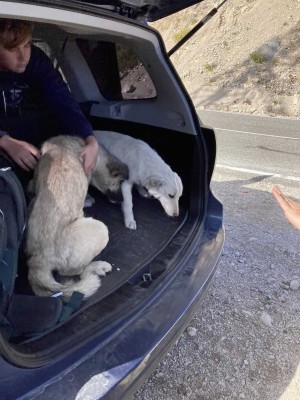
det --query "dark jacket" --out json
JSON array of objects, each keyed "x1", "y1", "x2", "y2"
[{"x1": 0, "y1": 44, "x2": 94, "y2": 144}]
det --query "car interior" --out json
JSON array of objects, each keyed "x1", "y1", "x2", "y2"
[{"x1": 2, "y1": 19, "x2": 209, "y2": 362}]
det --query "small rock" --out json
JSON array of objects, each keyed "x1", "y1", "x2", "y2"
[
  {"x1": 122, "y1": 83, "x2": 136, "y2": 93},
  {"x1": 186, "y1": 326, "x2": 197, "y2": 337},
  {"x1": 280, "y1": 283, "x2": 290, "y2": 290},
  {"x1": 245, "y1": 91, "x2": 256, "y2": 102},
  {"x1": 241, "y1": 310, "x2": 253, "y2": 317},
  {"x1": 290, "y1": 279, "x2": 300, "y2": 290},
  {"x1": 260, "y1": 311, "x2": 272, "y2": 327},
  {"x1": 278, "y1": 294, "x2": 287, "y2": 303}
]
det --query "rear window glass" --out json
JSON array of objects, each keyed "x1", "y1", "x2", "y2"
[{"x1": 77, "y1": 39, "x2": 157, "y2": 100}]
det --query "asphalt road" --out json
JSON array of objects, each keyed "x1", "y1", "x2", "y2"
[{"x1": 198, "y1": 110, "x2": 300, "y2": 181}]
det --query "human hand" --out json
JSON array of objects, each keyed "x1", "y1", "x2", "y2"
[
  {"x1": 272, "y1": 186, "x2": 300, "y2": 230},
  {"x1": 80, "y1": 135, "x2": 99, "y2": 176},
  {"x1": 0, "y1": 135, "x2": 40, "y2": 171}
]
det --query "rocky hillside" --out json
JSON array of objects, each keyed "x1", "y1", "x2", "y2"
[{"x1": 150, "y1": 0, "x2": 300, "y2": 118}]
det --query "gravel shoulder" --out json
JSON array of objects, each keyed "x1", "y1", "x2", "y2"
[{"x1": 134, "y1": 169, "x2": 300, "y2": 400}]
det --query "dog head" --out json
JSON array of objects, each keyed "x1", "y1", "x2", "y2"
[
  {"x1": 90, "y1": 145, "x2": 129, "y2": 203},
  {"x1": 145, "y1": 171, "x2": 183, "y2": 217}
]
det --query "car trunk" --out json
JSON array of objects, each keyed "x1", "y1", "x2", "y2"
[
  {"x1": 0, "y1": 0, "x2": 215, "y2": 369},
  {"x1": 3, "y1": 121, "x2": 205, "y2": 368}
]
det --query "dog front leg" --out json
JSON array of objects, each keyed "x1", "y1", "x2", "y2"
[{"x1": 121, "y1": 180, "x2": 136, "y2": 229}]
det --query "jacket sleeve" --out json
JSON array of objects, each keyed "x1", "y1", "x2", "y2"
[{"x1": 26, "y1": 45, "x2": 94, "y2": 139}]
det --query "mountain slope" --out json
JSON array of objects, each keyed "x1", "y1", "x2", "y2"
[{"x1": 151, "y1": 0, "x2": 300, "y2": 118}]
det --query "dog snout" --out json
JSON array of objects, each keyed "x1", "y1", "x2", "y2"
[{"x1": 107, "y1": 189, "x2": 123, "y2": 204}]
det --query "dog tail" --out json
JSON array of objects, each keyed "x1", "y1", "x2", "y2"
[
  {"x1": 28, "y1": 261, "x2": 111, "y2": 300},
  {"x1": 53, "y1": 265, "x2": 104, "y2": 299}
]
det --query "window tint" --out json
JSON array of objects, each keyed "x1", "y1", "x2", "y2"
[{"x1": 77, "y1": 39, "x2": 156, "y2": 100}]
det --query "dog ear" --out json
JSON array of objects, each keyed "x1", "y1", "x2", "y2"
[
  {"x1": 145, "y1": 177, "x2": 163, "y2": 190},
  {"x1": 108, "y1": 161, "x2": 129, "y2": 180},
  {"x1": 174, "y1": 172, "x2": 183, "y2": 193}
]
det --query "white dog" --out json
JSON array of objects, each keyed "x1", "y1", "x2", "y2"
[
  {"x1": 26, "y1": 135, "x2": 113, "y2": 300},
  {"x1": 93, "y1": 130, "x2": 183, "y2": 230}
]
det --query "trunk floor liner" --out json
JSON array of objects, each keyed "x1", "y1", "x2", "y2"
[{"x1": 84, "y1": 188, "x2": 187, "y2": 292}]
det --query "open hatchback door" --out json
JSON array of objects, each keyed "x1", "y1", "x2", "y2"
[{"x1": 0, "y1": 1, "x2": 224, "y2": 398}]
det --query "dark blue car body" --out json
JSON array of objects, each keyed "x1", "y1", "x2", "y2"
[{"x1": 0, "y1": 1, "x2": 224, "y2": 398}]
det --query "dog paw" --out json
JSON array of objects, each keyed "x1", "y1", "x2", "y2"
[
  {"x1": 125, "y1": 219, "x2": 137, "y2": 230},
  {"x1": 94, "y1": 261, "x2": 112, "y2": 276}
]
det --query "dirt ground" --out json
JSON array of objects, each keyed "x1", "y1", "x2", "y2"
[{"x1": 150, "y1": 0, "x2": 300, "y2": 119}]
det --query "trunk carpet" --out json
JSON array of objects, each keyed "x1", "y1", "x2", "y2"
[{"x1": 84, "y1": 187, "x2": 187, "y2": 292}]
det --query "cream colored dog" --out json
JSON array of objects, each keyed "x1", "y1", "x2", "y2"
[{"x1": 26, "y1": 135, "x2": 113, "y2": 300}]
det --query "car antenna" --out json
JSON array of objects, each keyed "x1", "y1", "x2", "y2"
[{"x1": 167, "y1": 0, "x2": 229, "y2": 57}]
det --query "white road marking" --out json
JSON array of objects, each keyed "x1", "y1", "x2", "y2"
[
  {"x1": 216, "y1": 164, "x2": 300, "y2": 182},
  {"x1": 214, "y1": 128, "x2": 300, "y2": 140}
]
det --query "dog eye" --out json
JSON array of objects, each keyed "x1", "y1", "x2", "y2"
[{"x1": 168, "y1": 194, "x2": 175, "y2": 199}]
